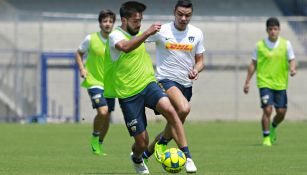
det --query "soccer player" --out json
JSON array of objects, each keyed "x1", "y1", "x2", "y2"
[
  {"x1": 75, "y1": 10, "x2": 116, "y2": 155},
  {"x1": 142, "y1": 0, "x2": 203, "y2": 173},
  {"x1": 243, "y1": 17, "x2": 296, "y2": 146},
  {"x1": 104, "y1": 1, "x2": 192, "y2": 174}
]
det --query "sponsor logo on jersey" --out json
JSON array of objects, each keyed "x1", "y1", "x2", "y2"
[
  {"x1": 165, "y1": 42, "x2": 193, "y2": 51},
  {"x1": 92, "y1": 94, "x2": 102, "y2": 99},
  {"x1": 127, "y1": 119, "x2": 138, "y2": 127}
]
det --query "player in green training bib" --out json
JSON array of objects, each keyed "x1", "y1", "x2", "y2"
[
  {"x1": 75, "y1": 10, "x2": 116, "y2": 155},
  {"x1": 243, "y1": 17, "x2": 297, "y2": 146},
  {"x1": 104, "y1": 1, "x2": 193, "y2": 174}
]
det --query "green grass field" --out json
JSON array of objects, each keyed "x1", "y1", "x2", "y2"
[{"x1": 0, "y1": 121, "x2": 307, "y2": 175}]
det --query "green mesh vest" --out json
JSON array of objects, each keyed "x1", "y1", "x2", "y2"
[
  {"x1": 81, "y1": 32, "x2": 105, "y2": 88},
  {"x1": 104, "y1": 28, "x2": 156, "y2": 98},
  {"x1": 256, "y1": 37, "x2": 289, "y2": 90}
]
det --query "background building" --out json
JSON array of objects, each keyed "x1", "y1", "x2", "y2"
[{"x1": 0, "y1": 0, "x2": 306, "y2": 123}]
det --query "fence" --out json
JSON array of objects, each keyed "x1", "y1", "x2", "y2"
[{"x1": 0, "y1": 7, "x2": 306, "y2": 122}]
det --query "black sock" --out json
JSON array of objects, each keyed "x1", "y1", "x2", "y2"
[
  {"x1": 180, "y1": 146, "x2": 191, "y2": 159},
  {"x1": 132, "y1": 155, "x2": 143, "y2": 164},
  {"x1": 272, "y1": 122, "x2": 277, "y2": 128},
  {"x1": 142, "y1": 150, "x2": 153, "y2": 159},
  {"x1": 158, "y1": 136, "x2": 171, "y2": 145},
  {"x1": 263, "y1": 131, "x2": 270, "y2": 137},
  {"x1": 92, "y1": 132, "x2": 100, "y2": 137}
]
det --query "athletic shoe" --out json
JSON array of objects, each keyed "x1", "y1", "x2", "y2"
[
  {"x1": 154, "y1": 142, "x2": 167, "y2": 163},
  {"x1": 262, "y1": 136, "x2": 272, "y2": 146},
  {"x1": 270, "y1": 127, "x2": 277, "y2": 143},
  {"x1": 143, "y1": 157, "x2": 148, "y2": 165},
  {"x1": 91, "y1": 136, "x2": 102, "y2": 155},
  {"x1": 130, "y1": 152, "x2": 149, "y2": 174},
  {"x1": 100, "y1": 143, "x2": 107, "y2": 156},
  {"x1": 185, "y1": 158, "x2": 197, "y2": 173}
]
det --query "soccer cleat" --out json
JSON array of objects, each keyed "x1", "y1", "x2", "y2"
[
  {"x1": 154, "y1": 142, "x2": 167, "y2": 163},
  {"x1": 130, "y1": 152, "x2": 149, "y2": 174},
  {"x1": 100, "y1": 143, "x2": 107, "y2": 156},
  {"x1": 262, "y1": 136, "x2": 272, "y2": 146},
  {"x1": 91, "y1": 136, "x2": 102, "y2": 155},
  {"x1": 185, "y1": 158, "x2": 197, "y2": 173},
  {"x1": 143, "y1": 157, "x2": 148, "y2": 165},
  {"x1": 270, "y1": 127, "x2": 277, "y2": 143}
]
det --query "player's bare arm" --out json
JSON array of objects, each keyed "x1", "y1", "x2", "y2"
[
  {"x1": 188, "y1": 53, "x2": 204, "y2": 80},
  {"x1": 243, "y1": 60, "x2": 257, "y2": 94},
  {"x1": 75, "y1": 50, "x2": 88, "y2": 78},
  {"x1": 115, "y1": 23, "x2": 161, "y2": 53},
  {"x1": 289, "y1": 59, "x2": 297, "y2": 77}
]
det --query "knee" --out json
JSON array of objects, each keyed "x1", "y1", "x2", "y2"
[
  {"x1": 177, "y1": 104, "x2": 191, "y2": 119},
  {"x1": 97, "y1": 108, "x2": 109, "y2": 118},
  {"x1": 263, "y1": 106, "x2": 273, "y2": 117},
  {"x1": 160, "y1": 102, "x2": 177, "y2": 116},
  {"x1": 276, "y1": 109, "x2": 287, "y2": 117},
  {"x1": 136, "y1": 139, "x2": 149, "y2": 151}
]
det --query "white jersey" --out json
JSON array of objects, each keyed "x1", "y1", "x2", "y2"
[
  {"x1": 252, "y1": 37, "x2": 295, "y2": 61},
  {"x1": 148, "y1": 22, "x2": 205, "y2": 87}
]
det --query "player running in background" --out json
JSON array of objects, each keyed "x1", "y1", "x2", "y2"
[
  {"x1": 103, "y1": 1, "x2": 193, "y2": 174},
  {"x1": 143, "y1": 0, "x2": 203, "y2": 173},
  {"x1": 75, "y1": 9, "x2": 116, "y2": 155},
  {"x1": 243, "y1": 17, "x2": 296, "y2": 146}
]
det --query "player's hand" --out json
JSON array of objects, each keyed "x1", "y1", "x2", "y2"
[
  {"x1": 80, "y1": 68, "x2": 88, "y2": 78},
  {"x1": 188, "y1": 69, "x2": 199, "y2": 80},
  {"x1": 290, "y1": 69, "x2": 296, "y2": 77},
  {"x1": 243, "y1": 83, "x2": 249, "y2": 94},
  {"x1": 146, "y1": 22, "x2": 161, "y2": 36}
]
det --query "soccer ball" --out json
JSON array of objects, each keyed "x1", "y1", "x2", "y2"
[{"x1": 162, "y1": 148, "x2": 186, "y2": 173}]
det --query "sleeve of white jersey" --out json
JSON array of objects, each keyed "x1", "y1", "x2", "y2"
[
  {"x1": 196, "y1": 30, "x2": 205, "y2": 54},
  {"x1": 146, "y1": 33, "x2": 159, "y2": 43},
  {"x1": 109, "y1": 31, "x2": 126, "y2": 49},
  {"x1": 78, "y1": 35, "x2": 91, "y2": 53},
  {"x1": 287, "y1": 40, "x2": 295, "y2": 60},
  {"x1": 252, "y1": 45, "x2": 258, "y2": 61}
]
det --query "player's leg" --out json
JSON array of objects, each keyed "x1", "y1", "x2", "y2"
[
  {"x1": 159, "y1": 79, "x2": 191, "y2": 122},
  {"x1": 143, "y1": 80, "x2": 192, "y2": 161},
  {"x1": 270, "y1": 90, "x2": 288, "y2": 143},
  {"x1": 156, "y1": 98, "x2": 197, "y2": 172},
  {"x1": 98, "y1": 98, "x2": 115, "y2": 143},
  {"x1": 143, "y1": 82, "x2": 197, "y2": 172},
  {"x1": 95, "y1": 105, "x2": 109, "y2": 155},
  {"x1": 259, "y1": 88, "x2": 274, "y2": 146},
  {"x1": 130, "y1": 131, "x2": 150, "y2": 174},
  {"x1": 88, "y1": 88, "x2": 109, "y2": 155},
  {"x1": 119, "y1": 93, "x2": 149, "y2": 174}
]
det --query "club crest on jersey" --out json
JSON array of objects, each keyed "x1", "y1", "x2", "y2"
[{"x1": 188, "y1": 36, "x2": 195, "y2": 43}]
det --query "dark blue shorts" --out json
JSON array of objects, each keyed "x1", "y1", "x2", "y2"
[
  {"x1": 259, "y1": 88, "x2": 287, "y2": 109},
  {"x1": 158, "y1": 79, "x2": 192, "y2": 101},
  {"x1": 119, "y1": 82, "x2": 167, "y2": 136},
  {"x1": 87, "y1": 88, "x2": 115, "y2": 112}
]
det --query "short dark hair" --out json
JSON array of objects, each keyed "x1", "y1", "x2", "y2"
[
  {"x1": 98, "y1": 9, "x2": 116, "y2": 23},
  {"x1": 266, "y1": 17, "x2": 280, "y2": 28},
  {"x1": 175, "y1": 0, "x2": 193, "y2": 11},
  {"x1": 120, "y1": 1, "x2": 146, "y2": 18}
]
